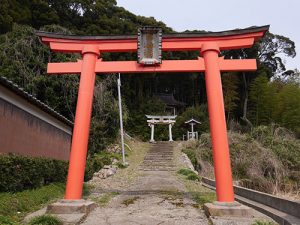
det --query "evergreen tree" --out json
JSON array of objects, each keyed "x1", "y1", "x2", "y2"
[{"x1": 222, "y1": 73, "x2": 239, "y2": 122}]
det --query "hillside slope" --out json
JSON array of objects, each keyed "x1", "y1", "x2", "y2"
[{"x1": 182, "y1": 125, "x2": 300, "y2": 199}]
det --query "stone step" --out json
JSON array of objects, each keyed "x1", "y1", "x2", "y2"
[
  {"x1": 139, "y1": 167, "x2": 176, "y2": 171},
  {"x1": 143, "y1": 161, "x2": 173, "y2": 163},
  {"x1": 142, "y1": 163, "x2": 173, "y2": 166},
  {"x1": 143, "y1": 160, "x2": 172, "y2": 164},
  {"x1": 146, "y1": 154, "x2": 173, "y2": 156},
  {"x1": 143, "y1": 158, "x2": 173, "y2": 160}
]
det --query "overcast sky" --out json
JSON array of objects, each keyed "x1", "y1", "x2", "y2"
[{"x1": 117, "y1": 0, "x2": 299, "y2": 71}]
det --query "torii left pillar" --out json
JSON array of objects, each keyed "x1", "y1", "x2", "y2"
[{"x1": 65, "y1": 45, "x2": 99, "y2": 199}]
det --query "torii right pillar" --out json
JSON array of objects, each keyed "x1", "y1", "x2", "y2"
[{"x1": 201, "y1": 42, "x2": 234, "y2": 202}]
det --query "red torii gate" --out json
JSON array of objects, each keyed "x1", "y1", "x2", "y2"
[{"x1": 37, "y1": 25, "x2": 269, "y2": 203}]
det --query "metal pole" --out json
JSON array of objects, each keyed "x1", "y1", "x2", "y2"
[{"x1": 117, "y1": 73, "x2": 126, "y2": 165}]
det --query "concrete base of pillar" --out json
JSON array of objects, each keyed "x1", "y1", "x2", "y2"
[
  {"x1": 46, "y1": 199, "x2": 97, "y2": 214},
  {"x1": 204, "y1": 201, "x2": 254, "y2": 217},
  {"x1": 149, "y1": 140, "x2": 156, "y2": 143}
]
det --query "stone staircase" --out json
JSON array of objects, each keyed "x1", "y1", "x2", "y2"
[{"x1": 139, "y1": 142, "x2": 176, "y2": 171}]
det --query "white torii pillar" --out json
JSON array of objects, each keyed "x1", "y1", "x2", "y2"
[
  {"x1": 169, "y1": 123, "x2": 173, "y2": 141},
  {"x1": 150, "y1": 124, "x2": 155, "y2": 143}
]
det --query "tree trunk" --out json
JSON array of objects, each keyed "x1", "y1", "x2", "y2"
[{"x1": 241, "y1": 72, "x2": 253, "y2": 128}]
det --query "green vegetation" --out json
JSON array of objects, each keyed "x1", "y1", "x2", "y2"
[
  {"x1": 191, "y1": 192, "x2": 216, "y2": 206},
  {"x1": 183, "y1": 125, "x2": 300, "y2": 197},
  {"x1": 177, "y1": 168, "x2": 195, "y2": 176},
  {"x1": 173, "y1": 105, "x2": 210, "y2": 140},
  {"x1": 0, "y1": 183, "x2": 65, "y2": 224},
  {"x1": 249, "y1": 74, "x2": 300, "y2": 134},
  {"x1": 177, "y1": 168, "x2": 200, "y2": 181},
  {"x1": 182, "y1": 148, "x2": 200, "y2": 170},
  {"x1": 121, "y1": 197, "x2": 140, "y2": 206},
  {"x1": 92, "y1": 192, "x2": 119, "y2": 207},
  {"x1": 0, "y1": 183, "x2": 93, "y2": 224},
  {"x1": 0, "y1": 0, "x2": 299, "y2": 144},
  {"x1": 28, "y1": 215, "x2": 62, "y2": 225},
  {"x1": 0, "y1": 152, "x2": 122, "y2": 192},
  {"x1": 187, "y1": 173, "x2": 200, "y2": 181},
  {"x1": 0, "y1": 215, "x2": 16, "y2": 225},
  {"x1": 84, "y1": 151, "x2": 122, "y2": 181},
  {"x1": 0, "y1": 154, "x2": 68, "y2": 192},
  {"x1": 252, "y1": 220, "x2": 277, "y2": 225}
]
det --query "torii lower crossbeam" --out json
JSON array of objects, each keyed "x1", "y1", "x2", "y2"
[{"x1": 46, "y1": 58, "x2": 256, "y2": 74}]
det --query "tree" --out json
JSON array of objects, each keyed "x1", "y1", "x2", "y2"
[
  {"x1": 258, "y1": 32, "x2": 296, "y2": 75},
  {"x1": 173, "y1": 105, "x2": 209, "y2": 140},
  {"x1": 0, "y1": 24, "x2": 79, "y2": 119},
  {"x1": 222, "y1": 73, "x2": 239, "y2": 122},
  {"x1": 249, "y1": 73, "x2": 277, "y2": 125},
  {"x1": 274, "y1": 82, "x2": 300, "y2": 135}
]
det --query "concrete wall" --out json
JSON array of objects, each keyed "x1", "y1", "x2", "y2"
[
  {"x1": 201, "y1": 177, "x2": 300, "y2": 219},
  {"x1": 0, "y1": 85, "x2": 72, "y2": 160}
]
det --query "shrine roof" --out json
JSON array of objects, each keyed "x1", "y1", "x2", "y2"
[
  {"x1": 36, "y1": 25, "x2": 269, "y2": 41},
  {"x1": 154, "y1": 93, "x2": 186, "y2": 107},
  {"x1": 185, "y1": 118, "x2": 201, "y2": 124}
]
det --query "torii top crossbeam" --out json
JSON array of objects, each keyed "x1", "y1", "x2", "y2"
[
  {"x1": 37, "y1": 25, "x2": 269, "y2": 203},
  {"x1": 146, "y1": 115, "x2": 176, "y2": 125},
  {"x1": 37, "y1": 25, "x2": 269, "y2": 74}
]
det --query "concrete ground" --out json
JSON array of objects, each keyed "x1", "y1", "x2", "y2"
[
  {"x1": 82, "y1": 170, "x2": 209, "y2": 225},
  {"x1": 80, "y1": 142, "x2": 275, "y2": 225}
]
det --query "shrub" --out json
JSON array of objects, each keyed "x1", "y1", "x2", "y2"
[
  {"x1": 84, "y1": 152, "x2": 121, "y2": 181},
  {"x1": 177, "y1": 168, "x2": 195, "y2": 176},
  {"x1": 182, "y1": 148, "x2": 199, "y2": 170},
  {"x1": 187, "y1": 173, "x2": 200, "y2": 181},
  {"x1": 1, "y1": 152, "x2": 123, "y2": 192},
  {"x1": 0, "y1": 154, "x2": 68, "y2": 192},
  {"x1": 185, "y1": 126, "x2": 300, "y2": 196},
  {"x1": 177, "y1": 168, "x2": 200, "y2": 181},
  {"x1": 29, "y1": 215, "x2": 62, "y2": 225}
]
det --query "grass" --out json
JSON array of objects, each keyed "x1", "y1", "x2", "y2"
[
  {"x1": 252, "y1": 220, "x2": 277, "y2": 225},
  {"x1": 93, "y1": 192, "x2": 119, "y2": 207},
  {"x1": 28, "y1": 215, "x2": 62, "y2": 225},
  {"x1": 0, "y1": 183, "x2": 92, "y2": 224},
  {"x1": 82, "y1": 183, "x2": 95, "y2": 198},
  {"x1": 177, "y1": 168, "x2": 200, "y2": 181},
  {"x1": 177, "y1": 168, "x2": 195, "y2": 176},
  {"x1": 121, "y1": 196, "x2": 140, "y2": 206},
  {"x1": 175, "y1": 153, "x2": 216, "y2": 209},
  {"x1": 0, "y1": 183, "x2": 65, "y2": 224},
  {"x1": 187, "y1": 173, "x2": 200, "y2": 181},
  {"x1": 191, "y1": 192, "x2": 216, "y2": 206}
]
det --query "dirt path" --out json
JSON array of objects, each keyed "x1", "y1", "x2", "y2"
[{"x1": 81, "y1": 142, "x2": 210, "y2": 225}]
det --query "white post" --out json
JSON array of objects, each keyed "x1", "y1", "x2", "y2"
[
  {"x1": 117, "y1": 73, "x2": 126, "y2": 164},
  {"x1": 191, "y1": 123, "x2": 194, "y2": 139},
  {"x1": 169, "y1": 123, "x2": 173, "y2": 141},
  {"x1": 150, "y1": 124, "x2": 155, "y2": 142}
]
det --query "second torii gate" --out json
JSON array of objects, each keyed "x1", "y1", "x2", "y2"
[
  {"x1": 37, "y1": 25, "x2": 269, "y2": 203},
  {"x1": 146, "y1": 115, "x2": 176, "y2": 142}
]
